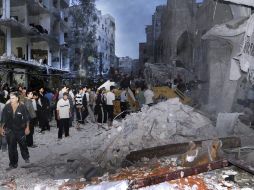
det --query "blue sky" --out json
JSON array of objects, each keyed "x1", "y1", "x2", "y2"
[{"x1": 96, "y1": 0, "x2": 167, "y2": 59}]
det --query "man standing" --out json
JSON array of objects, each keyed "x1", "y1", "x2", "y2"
[
  {"x1": 75, "y1": 87, "x2": 84, "y2": 128},
  {"x1": 57, "y1": 92, "x2": 71, "y2": 139},
  {"x1": 120, "y1": 88, "x2": 128, "y2": 118},
  {"x1": 105, "y1": 86, "x2": 115, "y2": 127},
  {"x1": 0, "y1": 92, "x2": 30, "y2": 170},
  {"x1": 87, "y1": 87, "x2": 95, "y2": 122},
  {"x1": 24, "y1": 90, "x2": 37, "y2": 147},
  {"x1": 82, "y1": 87, "x2": 89, "y2": 124},
  {"x1": 37, "y1": 87, "x2": 50, "y2": 132}
]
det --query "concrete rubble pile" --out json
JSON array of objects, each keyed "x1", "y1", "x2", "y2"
[
  {"x1": 143, "y1": 63, "x2": 191, "y2": 86},
  {"x1": 143, "y1": 63, "x2": 173, "y2": 86},
  {"x1": 103, "y1": 98, "x2": 218, "y2": 167},
  {"x1": 102, "y1": 98, "x2": 254, "y2": 168},
  {"x1": 81, "y1": 154, "x2": 254, "y2": 189}
]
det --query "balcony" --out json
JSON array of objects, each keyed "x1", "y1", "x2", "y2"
[
  {"x1": 0, "y1": 53, "x2": 47, "y2": 70},
  {"x1": 0, "y1": 18, "x2": 36, "y2": 37}
]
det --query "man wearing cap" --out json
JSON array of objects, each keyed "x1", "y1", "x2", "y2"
[{"x1": 56, "y1": 92, "x2": 71, "y2": 139}]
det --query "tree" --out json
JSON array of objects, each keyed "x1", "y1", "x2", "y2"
[{"x1": 68, "y1": 0, "x2": 98, "y2": 82}]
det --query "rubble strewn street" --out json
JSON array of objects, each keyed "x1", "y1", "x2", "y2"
[
  {"x1": 1, "y1": 0, "x2": 254, "y2": 189},
  {"x1": 0, "y1": 98, "x2": 253, "y2": 189}
]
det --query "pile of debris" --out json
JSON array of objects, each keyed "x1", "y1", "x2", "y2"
[
  {"x1": 101, "y1": 98, "x2": 217, "y2": 168},
  {"x1": 59, "y1": 156, "x2": 253, "y2": 190}
]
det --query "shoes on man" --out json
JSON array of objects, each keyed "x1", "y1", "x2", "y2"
[
  {"x1": 25, "y1": 159, "x2": 30, "y2": 163},
  {"x1": 6, "y1": 164, "x2": 18, "y2": 171}
]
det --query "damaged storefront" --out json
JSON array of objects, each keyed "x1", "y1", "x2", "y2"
[{"x1": 0, "y1": 58, "x2": 68, "y2": 89}]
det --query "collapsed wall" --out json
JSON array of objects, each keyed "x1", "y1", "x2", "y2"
[
  {"x1": 143, "y1": 63, "x2": 173, "y2": 86},
  {"x1": 101, "y1": 98, "x2": 218, "y2": 168},
  {"x1": 152, "y1": 0, "x2": 254, "y2": 114}
]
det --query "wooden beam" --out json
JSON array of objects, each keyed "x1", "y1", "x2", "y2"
[
  {"x1": 124, "y1": 137, "x2": 241, "y2": 166},
  {"x1": 129, "y1": 159, "x2": 229, "y2": 189}
]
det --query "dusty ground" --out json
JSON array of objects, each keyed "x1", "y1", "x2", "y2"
[
  {"x1": 0, "y1": 99, "x2": 253, "y2": 189},
  {"x1": 0, "y1": 120, "x2": 115, "y2": 189}
]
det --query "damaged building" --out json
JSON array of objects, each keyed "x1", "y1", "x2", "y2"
[
  {"x1": 0, "y1": 0, "x2": 70, "y2": 88},
  {"x1": 140, "y1": 0, "x2": 254, "y2": 115},
  {"x1": 0, "y1": 1, "x2": 253, "y2": 190}
]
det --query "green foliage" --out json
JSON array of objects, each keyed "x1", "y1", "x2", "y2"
[{"x1": 69, "y1": 0, "x2": 98, "y2": 78}]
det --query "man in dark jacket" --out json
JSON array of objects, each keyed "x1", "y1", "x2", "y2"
[
  {"x1": 82, "y1": 88, "x2": 89, "y2": 124},
  {"x1": 0, "y1": 92, "x2": 30, "y2": 170},
  {"x1": 37, "y1": 87, "x2": 50, "y2": 132}
]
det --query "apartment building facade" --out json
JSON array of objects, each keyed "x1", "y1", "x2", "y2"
[
  {"x1": 139, "y1": 5, "x2": 166, "y2": 70},
  {"x1": 95, "y1": 10, "x2": 116, "y2": 75},
  {"x1": 0, "y1": 0, "x2": 70, "y2": 88}
]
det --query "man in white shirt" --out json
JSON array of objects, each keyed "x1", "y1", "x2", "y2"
[
  {"x1": 75, "y1": 87, "x2": 84, "y2": 127},
  {"x1": 120, "y1": 88, "x2": 128, "y2": 118},
  {"x1": 57, "y1": 92, "x2": 70, "y2": 139},
  {"x1": 105, "y1": 86, "x2": 115, "y2": 127},
  {"x1": 144, "y1": 85, "x2": 155, "y2": 106}
]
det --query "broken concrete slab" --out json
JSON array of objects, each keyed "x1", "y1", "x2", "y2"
[{"x1": 223, "y1": 0, "x2": 254, "y2": 7}]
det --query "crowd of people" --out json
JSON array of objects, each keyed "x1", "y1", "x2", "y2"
[{"x1": 0, "y1": 80, "x2": 158, "y2": 170}]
